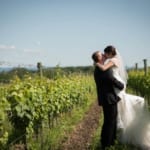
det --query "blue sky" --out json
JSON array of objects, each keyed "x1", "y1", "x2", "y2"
[{"x1": 0, "y1": 0, "x2": 150, "y2": 68}]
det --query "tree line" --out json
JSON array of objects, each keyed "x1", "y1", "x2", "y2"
[{"x1": 0, "y1": 64, "x2": 94, "y2": 83}]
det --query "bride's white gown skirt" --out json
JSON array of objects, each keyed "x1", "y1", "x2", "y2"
[{"x1": 117, "y1": 92, "x2": 150, "y2": 149}]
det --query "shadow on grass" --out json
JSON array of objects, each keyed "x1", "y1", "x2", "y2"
[{"x1": 90, "y1": 140, "x2": 141, "y2": 150}]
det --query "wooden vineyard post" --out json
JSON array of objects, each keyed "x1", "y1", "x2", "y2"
[
  {"x1": 37, "y1": 62, "x2": 43, "y2": 78},
  {"x1": 135, "y1": 63, "x2": 138, "y2": 71},
  {"x1": 143, "y1": 59, "x2": 147, "y2": 76}
]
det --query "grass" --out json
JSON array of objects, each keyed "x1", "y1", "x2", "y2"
[
  {"x1": 88, "y1": 112, "x2": 103, "y2": 150},
  {"x1": 90, "y1": 114, "x2": 141, "y2": 150}
]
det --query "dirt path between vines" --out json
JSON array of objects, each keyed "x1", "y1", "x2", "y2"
[{"x1": 60, "y1": 101, "x2": 102, "y2": 150}]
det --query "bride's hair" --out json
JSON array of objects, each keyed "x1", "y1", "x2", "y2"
[
  {"x1": 104, "y1": 45, "x2": 128, "y2": 84},
  {"x1": 104, "y1": 45, "x2": 116, "y2": 56}
]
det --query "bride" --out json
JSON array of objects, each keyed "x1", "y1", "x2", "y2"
[{"x1": 95, "y1": 45, "x2": 150, "y2": 149}]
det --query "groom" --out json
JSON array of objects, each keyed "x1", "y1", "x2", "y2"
[{"x1": 92, "y1": 51, "x2": 124, "y2": 149}]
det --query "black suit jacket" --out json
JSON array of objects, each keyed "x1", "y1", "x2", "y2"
[{"x1": 94, "y1": 66, "x2": 124, "y2": 106}]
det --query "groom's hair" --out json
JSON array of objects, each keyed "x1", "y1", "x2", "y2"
[
  {"x1": 104, "y1": 45, "x2": 116, "y2": 56},
  {"x1": 92, "y1": 51, "x2": 100, "y2": 63}
]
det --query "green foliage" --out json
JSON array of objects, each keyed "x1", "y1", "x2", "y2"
[
  {"x1": 0, "y1": 67, "x2": 36, "y2": 83},
  {"x1": 128, "y1": 70, "x2": 150, "y2": 102},
  {"x1": 0, "y1": 73, "x2": 95, "y2": 149},
  {"x1": 0, "y1": 66, "x2": 93, "y2": 83},
  {"x1": 0, "y1": 87, "x2": 10, "y2": 149}
]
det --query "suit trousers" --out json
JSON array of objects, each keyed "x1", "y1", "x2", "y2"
[{"x1": 101, "y1": 103, "x2": 117, "y2": 149}]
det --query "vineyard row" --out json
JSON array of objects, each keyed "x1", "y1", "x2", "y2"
[{"x1": 0, "y1": 75, "x2": 95, "y2": 149}]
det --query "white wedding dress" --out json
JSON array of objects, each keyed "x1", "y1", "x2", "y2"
[{"x1": 107, "y1": 57, "x2": 150, "y2": 149}]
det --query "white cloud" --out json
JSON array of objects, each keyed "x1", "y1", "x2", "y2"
[
  {"x1": 0, "y1": 44, "x2": 16, "y2": 50},
  {"x1": 23, "y1": 48, "x2": 41, "y2": 53}
]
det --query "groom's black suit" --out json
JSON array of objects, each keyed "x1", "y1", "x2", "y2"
[{"x1": 94, "y1": 66, "x2": 124, "y2": 149}]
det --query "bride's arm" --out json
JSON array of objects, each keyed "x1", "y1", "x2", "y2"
[{"x1": 96, "y1": 61, "x2": 114, "y2": 71}]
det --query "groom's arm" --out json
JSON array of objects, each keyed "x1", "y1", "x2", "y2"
[
  {"x1": 111, "y1": 78, "x2": 124, "y2": 90},
  {"x1": 105, "y1": 69, "x2": 124, "y2": 90}
]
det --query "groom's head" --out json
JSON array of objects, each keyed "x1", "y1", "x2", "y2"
[{"x1": 92, "y1": 51, "x2": 103, "y2": 63}]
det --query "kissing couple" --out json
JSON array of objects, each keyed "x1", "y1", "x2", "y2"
[{"x1": 92, "y1": 45, "x2": 150, "y2": 150}]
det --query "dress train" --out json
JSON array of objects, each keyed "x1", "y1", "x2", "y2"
[{"x1": 117, "y1": 92, "x2": 150, "y2": 149}]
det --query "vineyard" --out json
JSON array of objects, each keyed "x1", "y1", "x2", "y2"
[
  {"x1": 128, "y1": 70, "x2": 150, "y2": 105},
  {"x1": 0, "y1": 73, "x2": 95, "y2": 149},
  {"x1": 0, "y1": 68, "x2": 150, "y2": 150}
]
